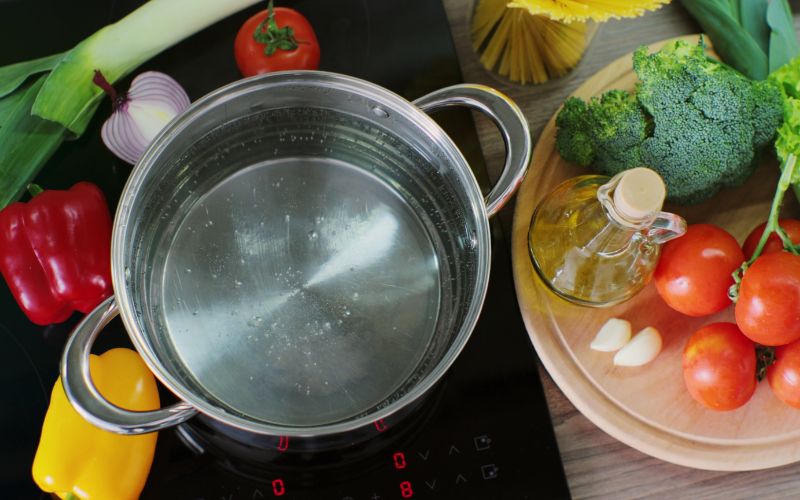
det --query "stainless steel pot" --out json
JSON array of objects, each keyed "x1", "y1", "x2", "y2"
[{"x1": 61, "y1": 71, "x2": 531, "y2": 437}]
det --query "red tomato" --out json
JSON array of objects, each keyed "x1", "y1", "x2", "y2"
[
  {"x1": 767, "y1": 340, "x2": 800, "y2": 408},
  {"x1": 234, "y1": 6, "x2": 320, "y2": 77},
  {"x1": 742, "y1": 219, "x2": 800, "y2": 260},
  {"x1": 654, "y1": 224, "x2": 744, "y2": 317},
  {"x1": 735, "y1": 251, "x2": 800, "y2": 346},
  {"x1": 682, "y1": 322, "x2": 756, "y2": 411}
]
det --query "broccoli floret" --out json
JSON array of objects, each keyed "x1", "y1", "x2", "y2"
[
  {"x1": 556, "y1": 90, "x2": 649, "y2": 177},
  {"x1": 555, "y1": 97, "x2": 595, "y2": 166},
  {"x1": 555, "y1": 39, "x2": 784, "y2": 205},
  {"x1": 751, "y1": 80, "x2": 785, "y2": 148}
]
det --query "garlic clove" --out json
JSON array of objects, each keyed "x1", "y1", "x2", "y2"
[
  {"x1": 613, "y1": 326, "x2": 662, "y2": 367},
  {"x1": 591, "y1": 318, "x2": 631, "y2": 352}
]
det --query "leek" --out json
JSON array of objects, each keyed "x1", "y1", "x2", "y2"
[{"x1": 0, "y1": 0, "x2": 261, "y2": 209}]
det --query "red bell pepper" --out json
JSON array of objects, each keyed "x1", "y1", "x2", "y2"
[{"x1": 0, "y1": 182, "x2": 113, "y2": 325}]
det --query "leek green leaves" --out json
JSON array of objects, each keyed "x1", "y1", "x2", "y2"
[
  {"x1": 0, "y1": 0, "x2": 260, "y2": 209},
  {"x1": 680, "y1": 0, "x2": 798, "y2": 80}
]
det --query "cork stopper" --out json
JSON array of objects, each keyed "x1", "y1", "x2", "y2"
[{"x1": 613, "y1": 167, "x2": 666, "y2": 220}]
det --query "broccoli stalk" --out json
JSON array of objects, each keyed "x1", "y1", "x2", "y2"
[{"x1": 556, "y1": 40, "x2": 784, "y2": 205}]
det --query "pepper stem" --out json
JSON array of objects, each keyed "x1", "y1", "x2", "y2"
[
  {"x1": 27, "y1": 183, "x2": 44, "y2": 198},
  {"x1": 253, "y1": 0, "x2": 299, "y2": 56},
  {"x1": 92, "y1": 70, "x2": 126, "y2": 111}
]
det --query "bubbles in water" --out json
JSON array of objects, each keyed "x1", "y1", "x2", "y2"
[
  {"x1": 371, "y1": 105, "x2": 390, "y2": 118},
  {"x1": 352, "y1": 292, "x2": 359, "y2": 300},
  {"x1": 124, "y1": 267, "x2": 131, "y2": 282},
  {"x1": 186, "y1": 268, "x2": 192, "y2": 273},
  {"x1": 308, "y1": 230, "x2": 318, "y2": 241},
  {"x1": 192, "y1": 310, "x2": 198, "y2": 316},
  {"x1": 211, "y1": 273, "x2": 218, "y2": 279},
  {"x1": 234, "y1": 280, "x2": 243, "y2": 288},
  {"x1": 323, "y1": 322, "x2": 331, "y2": 331},
  {"x1": 248, "y1": 315, "x2": 264, "y2": 327},
  {"x1": 314, "y1": 216, "x2": 324, "y2": 224}
]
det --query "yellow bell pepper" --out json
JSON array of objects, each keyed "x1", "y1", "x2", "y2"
[{"x1": 32, "y1": 348, "x2": 160, "y2": 500}]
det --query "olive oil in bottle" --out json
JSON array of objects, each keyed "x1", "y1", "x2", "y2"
[{"x1": 528, "y1": 167, "x2": 686, "y2": 307}]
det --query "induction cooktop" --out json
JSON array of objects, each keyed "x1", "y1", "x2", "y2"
[{"x1": 0, "y1": 1, "x2": 570, "y2": 498}]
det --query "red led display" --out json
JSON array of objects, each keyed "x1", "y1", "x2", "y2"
[
  {"x1": 272, "y1": 478, "x2": 286, "y2": 496},
  {"x1": 393, "y1": 451, "x2": 407, "y2": 469},
  {"x1": 278, "y1": 436, "x2": 289, "y2": 452},
  {"x1": 374, "y1": 419, "x2": 387, "y2": 432},
  {"x1": 399, "y1": 481, "x2": 414, "y2": 498}
]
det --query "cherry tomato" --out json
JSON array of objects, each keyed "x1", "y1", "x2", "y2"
[
  {"x1": 735, "y1": 251, "x2": 800, "y2": 346},
  {"x1": 742, "y1": 219, "x2": 800, "y2": 260},
  {"x1": 654, "y1": 224, "x2": 744, "y2": 317},
  {"x1": 234, "y1": 5, "x2": 320, "y2": 77},
  {"x1": 682, "y1": 322, "x2": 756, "y2": 411},
  {"x1": 767, "y1": 340, "x2": 800, "y2": 408}
]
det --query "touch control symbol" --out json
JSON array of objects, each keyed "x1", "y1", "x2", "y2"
[
  {"x1": 455, "y1": 473, "x2": 468, "y2": 484},
  {"x1": 417, "y1": 449, "x2": 431, "y2": 461},
  {"x1": 474, "y1": 434, "x2": 492, "y2": 451},
  {"x1": 425, "y1": 479, "x2": 437, "y2": 490},
  {"x1": 448, "y1": 445, "x2": 461, "y2": 456},
  {"x1": 481, "y1": 463, "x2": 499, "y2": 480}
]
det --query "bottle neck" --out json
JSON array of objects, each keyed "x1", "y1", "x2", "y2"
[{"x1": 596, "y1": 175, "x2": 655, "y2": 230}]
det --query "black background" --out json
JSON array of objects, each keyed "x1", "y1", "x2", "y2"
[{"x1": 0, "y1": 1, "x2": 570, "y2": 498}]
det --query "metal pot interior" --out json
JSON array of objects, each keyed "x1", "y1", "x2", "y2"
[{"x1": 114, "y1": 72, "x2": 489, "y2": 435}]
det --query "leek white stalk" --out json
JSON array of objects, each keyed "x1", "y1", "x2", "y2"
[
  {"x1": 33, "y1": 0, "x2": 261, "y2": 134},
  {"x1": 0, "y1": 0, "x2": 261, "y2": 208}
]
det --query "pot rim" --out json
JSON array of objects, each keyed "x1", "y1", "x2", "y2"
[{"x1": 111, "y1": 70, "x2": 491, "y2": 437}]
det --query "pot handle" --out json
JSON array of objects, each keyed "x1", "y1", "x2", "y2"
[
  {"x1": 414, "y1": 84, "x2": 532, "y2": 217},
  {"x1": 61, "y1": 296, "x2": 197, "y2": 435}
]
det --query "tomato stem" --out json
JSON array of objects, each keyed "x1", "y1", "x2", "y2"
[
  {"x1": 756, "y1": 345, "x2": 776, "y2": 382},
  {"x1": 253, "y1": 0, "x2": 299, "y2": 56},
  {"x1": 729, "y1": 154, "x2": 799, "y2": 302},
  {"x1": 751, "y1": 154, "x2": 797, "y2": 263}
]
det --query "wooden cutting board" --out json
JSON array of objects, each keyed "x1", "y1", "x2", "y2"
[{"x1": 511, "y1": 35, "x2": 800, "y2": 471}]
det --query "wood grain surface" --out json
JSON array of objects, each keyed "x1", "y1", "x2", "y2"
[
  {"x1": 441, "y1": 0, "x2": 800, "y2": 497},
  {"x1": 513, "y1": 34, "x2": 800, "y2": 471}
]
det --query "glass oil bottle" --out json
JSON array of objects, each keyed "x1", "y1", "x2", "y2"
[{"x1": 528, "y1": 167, "x2": 686, "y2": 307}]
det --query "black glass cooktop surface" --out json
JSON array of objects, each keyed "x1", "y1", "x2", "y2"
[{"x1": 0, "y1": 0, "x2": 570, "y2": 498}]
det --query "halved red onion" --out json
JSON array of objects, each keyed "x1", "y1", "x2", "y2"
[{"x1": 99, "y1": 71, "x2": 190, "y2": 165}]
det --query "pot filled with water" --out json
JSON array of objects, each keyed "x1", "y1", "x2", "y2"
[{"x1": 60, "y1": 71, "x2": 531, "y2": 437}]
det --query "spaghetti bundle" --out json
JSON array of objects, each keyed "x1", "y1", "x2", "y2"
[
  {"x1": 509, "y1": 0, "x2": 670, "y2": 23},
  {"x1": 472, "y1": 0, "x2": 670, "y2": 84}
]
